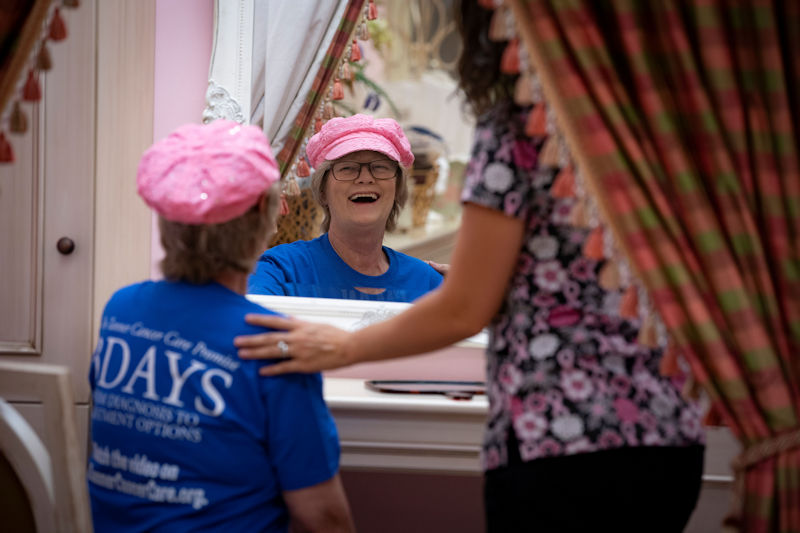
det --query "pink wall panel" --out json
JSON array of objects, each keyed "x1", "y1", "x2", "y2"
[{"x1": 151, "y1": 0, "x2": 214, "y2": 277}]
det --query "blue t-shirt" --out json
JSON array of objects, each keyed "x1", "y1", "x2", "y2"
[
  {"x1": 87, "y1": 280, "x2": 340, "y2": 533},
  {"x1": 248, "y1": 233, "x2": 443, "y2": 302}
]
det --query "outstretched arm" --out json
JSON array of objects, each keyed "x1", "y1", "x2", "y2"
[{"x1": 236, "y1": 203, "x2": 524, "y2": 375}]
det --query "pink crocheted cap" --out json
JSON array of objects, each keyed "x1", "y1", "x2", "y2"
[
  {"x1": 306, "y1": 114, "x2": 414, "y2": 169},
  {"x1": 136, "y1": 120, "x2": 279, "y2": 225}
]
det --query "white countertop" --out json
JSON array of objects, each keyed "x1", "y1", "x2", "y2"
[
  {"x1": 323, "y1": 377, "x2": 487, "y2": 473},
  {"x1": 324, "y1": 377, "x2": 488, "y2": 415}
]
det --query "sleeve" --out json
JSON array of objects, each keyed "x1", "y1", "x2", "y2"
[
  {"x1": 262, "y1": 372, "x2": 340, "y2": 491},
  {"x1": 247, "y1": 253, "x2": 289, "y2": 295},
  {"x1": 89, "y1": 293, "x2": 119, "y2": 390},
  {"x1": 460, "y1": 105, "x2": 537, "y2": 221}
]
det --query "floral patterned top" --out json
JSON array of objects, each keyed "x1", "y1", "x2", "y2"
[{"x1": 462, "y1": 103, "x2": 705, "y2": 472}]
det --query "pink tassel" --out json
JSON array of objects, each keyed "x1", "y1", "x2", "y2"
[
  {"x1": 279, "y1": 193, "x2": 289, "y2": 216},
  {"x1": 22, "y1": 70, "x2": 42, "y2": 102},
  {"x1": 659, "y1": 341, "x2": 681, "y2": 377},
  {"x1": 582, "y1": 227, "x2": 605, "y2": 260},
  {"x1": 500, "y1": 39, "x2": 520, "y2": 75},
  {"x1": 367, "y1": 0, "x2": 377, "y2": 20},
  {"x1": 550, "y1": 165, "x2": 575, "y2": 198},
  {"x1": 296, "y1": 158, "x2": 310, "y2": 177},
  {"x1": 49, "y1": 8, "x2": 67, "y2": 41},
  {"x1": 524, "y1": 104, "x2": 547, "y2": 137},
  {"x1": 332, "y1": 79, "x2": 344, "y2": 100},
  {"x1": 0, "y1": 133, "x2": 15, "y2": 162},
  {"x1": 350, "y1": 40, "x2": 361, "y2": 62},
  {"x1": 619, "y1": 286, "x2": 639, "y2": 319}
]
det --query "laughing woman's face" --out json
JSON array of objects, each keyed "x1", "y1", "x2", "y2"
[{"x1": 324, "y1": 150, "x2": 398, "y2": 234}]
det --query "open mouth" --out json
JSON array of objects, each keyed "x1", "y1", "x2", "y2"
[{"x1": 349, "y1": 192, "x2": 379, "y2": 204}]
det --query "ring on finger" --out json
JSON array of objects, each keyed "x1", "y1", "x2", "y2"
[{"x1": 277, "y1": 340, "x2": 289, "y2": 356}]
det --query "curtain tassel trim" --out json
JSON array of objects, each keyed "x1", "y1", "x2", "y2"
[
  {"x1": 350, "y1": 39, "x2": 362, "y2": 62},
  {"x1": 10, "y1": 102, "x2": 28, "y2": 133},
  {"x1": 500, "y1": 38, "x2": 520, "y2": 74},
  {"x1": 2, "y1": 0, "x2": 78, "y2": 165},
  {"x1": 550, "y1": 164, "x2": 575, "y2": 198},
  {"x1": 0, "y1": 132, "x2": 14, "y2": 162},
  {"x1": 295, "y1": 157, "x2": 310, "y2": 177},
  {"x1": 278, "y1": 193, "x2": 289, "y2": 216},
  {"x1": 49, "y1": 8, "x2": 67, "y2": 41},
  {"x1": 22, "y1": 70, "x2": 42, "y2": 102},
  {"x1": 524, "y1": 104, "x2": 548, "y2": 137}
]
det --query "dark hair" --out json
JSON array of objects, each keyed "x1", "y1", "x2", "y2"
[{"x1": 455, "y1": 0, "x2": 517, "y2": 117}]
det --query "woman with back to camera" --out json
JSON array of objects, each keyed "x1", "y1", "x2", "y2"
[
  {"x1": 87, "y1": 120, "x2": 354, "y2": 533},
  {"x1": 236, "y1": 2, "x2": 706, "y2": 532},
  {"x1": 247, "y1": 114, "x2": 443, "y2": 302}
]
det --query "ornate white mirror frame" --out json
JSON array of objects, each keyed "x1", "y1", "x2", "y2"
[
  {"x1": 203, "y1": 0, "x2": 253, "y2": 125},
  {"x1": 205, "y1": 1, "x2": 486, "y2": 384}
]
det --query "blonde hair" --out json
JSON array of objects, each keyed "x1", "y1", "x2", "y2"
[
  {"x1": 159, "y1": 201, "x2": 272, "y2": 284},
  {"x1": 310, "y1": 158, "x2": 409, "y2": 232}
]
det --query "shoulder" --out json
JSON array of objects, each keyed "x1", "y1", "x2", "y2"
[
  {"x1": 217, "y1": 290, "x2": 284, "y2": 326},
  {"x1": 385, "y1": 248, "x2": 443, "y2": 282},
  {"x1": 258, "y1": 235, "x2": 330, "y2": 264},
  {"x1": 260, "y1": 238, "x2": 311, "y2": 259},
  {"x1": 104, "y1": 280, "x2": 155, "y2": 308}
]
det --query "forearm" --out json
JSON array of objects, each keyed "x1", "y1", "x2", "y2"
[
  {"x1": 284, "y1": 475, "x2": 355, "y2": 533},
  {"x1": 344, "y1": 281, "x2": 482, "y2": 364},
  {"x1": 343, "y1": 204, "x2": 525, "y2": 365}
]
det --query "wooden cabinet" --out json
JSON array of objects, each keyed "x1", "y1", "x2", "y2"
[
  {"x1": 0, "y1": 1, "x2": 97, "y2": 400},
  {"x1": 0, "y1": 0, "x2": 154, "y2": 452}
]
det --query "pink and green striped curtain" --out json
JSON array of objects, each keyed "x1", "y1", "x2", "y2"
[
  {"x1": 274, "y1": 0, "x2": 365, "y2": 175},
  {"x1": 509, "y1": 0, "x2": 800, "y2": 531}
]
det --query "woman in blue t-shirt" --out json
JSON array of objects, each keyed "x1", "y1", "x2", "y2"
[
  {"x1": 247, "y1": 114, "x2": 443, "y2": 302},
  {"x1": 88, "y1": 120, "x2": 354, "y2": 533}
]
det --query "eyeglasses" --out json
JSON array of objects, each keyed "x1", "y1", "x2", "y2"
[{"x1": 330, "y1": 159, "x2": 399, "y2": 181}]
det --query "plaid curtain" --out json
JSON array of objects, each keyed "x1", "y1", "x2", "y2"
[
  {"x1": 508, "y1": 0, "x2": 800, "y2": 531},
  {"x1": 274, "y1": 0, "x2": 365, "y2": 176}
]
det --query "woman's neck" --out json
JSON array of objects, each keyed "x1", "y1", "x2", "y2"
[
  {"x1": 327, "y1": 226, "x2": 389, "y2": 276},
  {"x1": 213, "y1": 270, "x2": 249, "y2": 295}
]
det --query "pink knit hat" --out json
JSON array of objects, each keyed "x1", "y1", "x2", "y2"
[
  {"x1": 306, "y1": 114, "x2": 414, "y2": 169},
  {"x1": 136, "y1": 120, "x2": 279, "y2": 225}
]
